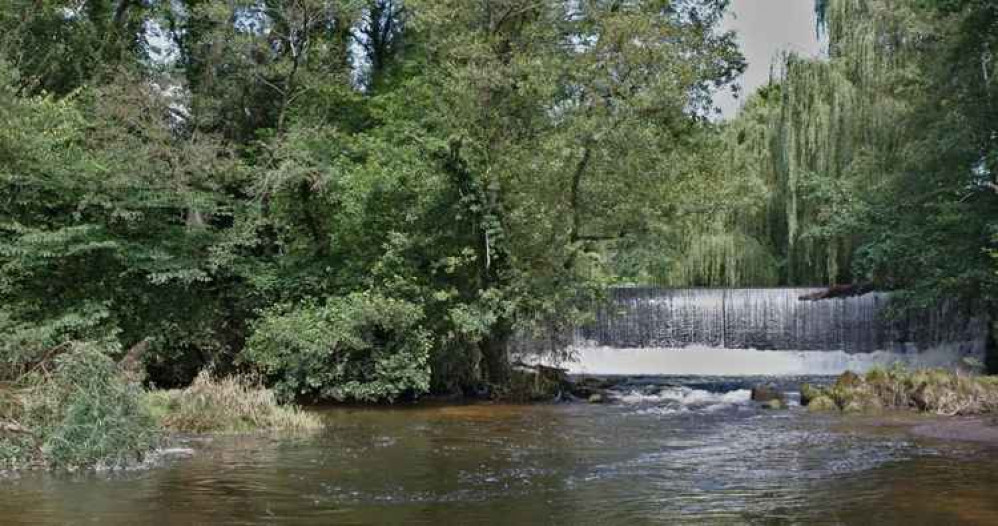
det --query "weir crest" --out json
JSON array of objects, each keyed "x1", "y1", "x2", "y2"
[{"x1": 561, "y1": 288, "x2": 987, "y2": 376}]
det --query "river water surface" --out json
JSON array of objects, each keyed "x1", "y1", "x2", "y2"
[{"x1": 3, "y1": 377, "x2": 998, "y2": 525}]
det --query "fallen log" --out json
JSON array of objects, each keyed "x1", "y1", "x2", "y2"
[{"x1": 799, "y1": 283, "x2": 874, "y2": 301}]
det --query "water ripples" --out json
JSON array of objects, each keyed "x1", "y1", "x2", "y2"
[{"x1": 2, "y1": 380, "x2": 998, "y2": 524}]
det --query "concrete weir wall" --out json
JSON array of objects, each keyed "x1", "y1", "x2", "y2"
[{"x1": 564, "y1": 288, "x2": 987, "y2": 376}]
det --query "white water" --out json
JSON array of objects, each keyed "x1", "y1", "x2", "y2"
[
  {"x1": 616, "y1": 387, "x2": 753, "y2": 414},
  {"x1": 581, "y1": 288, "x2": 986, "y2": 351},
  {"x1": 557, "y1": 288, "x2": 988, "y2": 376},
  {"x1": 563, "y1": 344, "x2": 982, "y2": 376}
]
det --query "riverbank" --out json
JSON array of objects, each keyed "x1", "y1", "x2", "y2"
[
  {"x1": 143, "y1": 371, "x2": 321, "y2": 434},
  {"x1": 0, "y1": 347, "x2": 320, "y2": 472},
  {"x1": 801, "y1": 367, "x2": 998, "y2": 415}
]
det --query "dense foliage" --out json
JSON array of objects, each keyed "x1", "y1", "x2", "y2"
[
  {"x1": 0, "y1": 0, "x2": 744, "y2": 399},
  {"x1": 245, "y1": 292, "x2": 432, "y2": 402},
  {"x1": 688, "y1": 0, "x2": 998, "y2": 318},
  {"x1": 1, "y1": 0, "x2": 995, "y2": 409}
]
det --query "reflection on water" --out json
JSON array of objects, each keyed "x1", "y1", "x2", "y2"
[{"x1": 3, "y1": 378, "x2": 998, "y2": 525}]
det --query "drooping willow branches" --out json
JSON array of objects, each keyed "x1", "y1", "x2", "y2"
[{"x1": 668, "y1": 0, "x2": 923, "y2": 287}]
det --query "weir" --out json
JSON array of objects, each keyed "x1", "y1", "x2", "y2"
[{"x1": 566, "y1": 288, "x2": 988, "y2": 376}]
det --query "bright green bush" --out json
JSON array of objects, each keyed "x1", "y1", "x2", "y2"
[{"x1": 244, "y1": 292, "x2": 432, "y2": 403}]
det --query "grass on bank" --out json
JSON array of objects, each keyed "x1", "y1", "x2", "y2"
[
  {"x1": 143, "y1": 371, "x2": 322, "y2": 434},
  {"x1": 802, "y1": 366, "x2": 998, "y2": 415},
  {"x1": 1, "y1": 345, "x2": 321, "y2": 471}
]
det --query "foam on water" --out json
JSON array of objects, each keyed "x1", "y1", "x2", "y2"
[
  {"x1": 616, "y1": 387, "x2": 752, "y2": 414},
  {"x1": 563, "y1": 344, "x2": 980, "y2": 376}
]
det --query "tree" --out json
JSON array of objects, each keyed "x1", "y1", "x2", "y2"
[
  {"x1": 380, "y1": 0, "x2": 745, "y2": 385},
  {"x1": 0, "y1": 59, "x2": 249, "y2": 384},
  {"x1": 0, "y1": 0, "x2": 151, "y2": 96}
]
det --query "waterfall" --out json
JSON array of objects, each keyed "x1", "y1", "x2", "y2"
[{"x1": 565, "y1": 288, "x2": 987, "y2": 375}]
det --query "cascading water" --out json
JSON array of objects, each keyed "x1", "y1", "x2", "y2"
[{"x1": 567, "y1": 288, "x2": 987, "y2": 375}]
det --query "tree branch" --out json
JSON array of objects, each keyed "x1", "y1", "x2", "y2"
[{"x1": 568, "y1": 140, "x2": 593, "y2": 244}]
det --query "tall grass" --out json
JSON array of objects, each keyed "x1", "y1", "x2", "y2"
[
  {"x1": 1, "y1": 348, "x2": 322, "y2": 471},
  {"x1": 145, "y1": 371, "x2": 322, "y2": 433}
]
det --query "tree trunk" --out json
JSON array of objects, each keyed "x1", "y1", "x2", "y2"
[
  {"x1": 480, "y1": 320, "x2": 512, "y2": 388},
  {"x1": 987, "y1": 320, "x2": 998, "y2": 375}
]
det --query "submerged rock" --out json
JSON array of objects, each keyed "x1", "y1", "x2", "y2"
[
  {"x1": 508, "y1": 362, "x2": 570, "y2": 402},
  {"x1": 578, "y1": 377, "x2": 616, "y2": 390},
  {"x1": 569, "y1": 376, "x2": 616, "y2": 401},
  {"x1": 800, "y1": 383, "x2": 820, "y2": 406},
  {"x1": 761, "y1": 399, "x2": 785, "y2": 410},
  {"x1": 751, "y1": 384, "x2": 785, "y2": 403},
  {"x1": 158, "y1": 448, "x2": 195, "y2": 458}
]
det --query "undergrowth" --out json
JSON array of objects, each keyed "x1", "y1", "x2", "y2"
[
  {"x1": 1, "y1": 345, "x2": 321, "y2": 472},
  {"x1": 0, "y1": 343, "x2": 159, "y2": 471}
]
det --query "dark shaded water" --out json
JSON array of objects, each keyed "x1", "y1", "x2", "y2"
[{"x1": 3, "y1": 379, "x2": 998, "y2": 525}]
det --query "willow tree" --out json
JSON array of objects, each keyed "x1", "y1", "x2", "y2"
[
  {"x1": 773, "y1": 0, "x2": 920, "y2": 284},
  {"x1": 760, "y1": 0, "x2": 998, "y2": 301},
  {"x1": 700, "y1": 0, "x2": 998, "y2": 363},
  {"x1": 662, "y1": 86, "x2": 781, "y2": 287},
  {"x1": 851, "y1": 0, "x2": 998, "y2": 313},
  {"x1": 684, "y1": 0, "x2": 922, "y2": 287}
]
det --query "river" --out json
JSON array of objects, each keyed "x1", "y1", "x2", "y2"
[{"x1": 2, "y1": 377, "x2": 998, "y2": 525}]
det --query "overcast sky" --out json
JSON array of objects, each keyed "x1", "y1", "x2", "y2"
[{"x1": 715, "y1": 0, "x2": 823, "y2": 119}]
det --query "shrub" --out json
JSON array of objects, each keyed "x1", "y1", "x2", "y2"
[
  {"x1": 244, "y1": 292, "x2": 432, "y2": 403},
  {"x1": 145, "y1": 371, "x2": 322, "y2": 433},
  {"x1": 1, "y1": 342, "x2": 159, "y2": 470}
]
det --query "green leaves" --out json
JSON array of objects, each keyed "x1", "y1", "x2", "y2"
[
  {"x1": 244, "y1": 292, "x2": 431, "y2": 402},
  {"x1": 14, "y1": 342, "x2": 159, "y2": 470},
  {"x1": 0, "y1": 61, "x2": 254, "y2": 384}
]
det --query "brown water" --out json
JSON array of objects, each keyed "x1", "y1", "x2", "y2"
[{"x1": 3, "y1": 379, "x2": 998, "y2": 525}]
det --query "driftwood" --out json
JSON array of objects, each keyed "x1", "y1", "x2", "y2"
[
  {"x1": 0, "y1": 421, "x2": 31, "y2": 435},
  {"x1": 511, "y1": 360, "x2": 568, "y2": 375},
  {"x1": 14, "y1": 341, "x2": 73, "y2": 381},
  {"x1": 799, "y1": 283, "x2": 875, "y2": 301}
]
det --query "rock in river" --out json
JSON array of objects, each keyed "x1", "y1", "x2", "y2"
[{"x1": 751, "y1": 383, "x2": 786, "y2": 404}]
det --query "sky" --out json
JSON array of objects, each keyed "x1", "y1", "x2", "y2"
[{"x1": 715, "y1": 0, "x2": 824, "y2": 119}]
